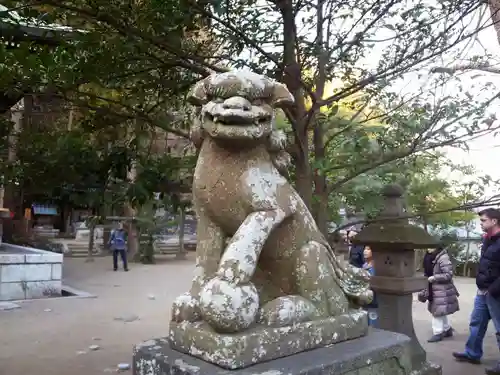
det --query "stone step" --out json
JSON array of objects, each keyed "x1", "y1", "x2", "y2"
[
  {"x1": 154, "y1": 243, "x2": 187, "y2": 255},
  {"x1": 54, "y1": 241, "x2": 106, "y2": 258},
  {"x1": 54, "y1": 240, "x2": 194, "y2": 258}
]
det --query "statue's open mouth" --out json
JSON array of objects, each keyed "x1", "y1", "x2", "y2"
[{"x1": 204, "y1": 112, "x2": 272, "y2": 127}]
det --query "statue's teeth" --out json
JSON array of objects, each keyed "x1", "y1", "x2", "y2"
[{"x1": 214, "y1": 116, "x2": 219, "y2": 122}]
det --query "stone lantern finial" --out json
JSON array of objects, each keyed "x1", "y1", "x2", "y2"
[{"x1": 380, "y1": 183, "x2": 405, "y2": 219}]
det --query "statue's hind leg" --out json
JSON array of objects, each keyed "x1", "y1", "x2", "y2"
[{"x1": 295, "y1": 241, "x2": 349, "y2": 317}]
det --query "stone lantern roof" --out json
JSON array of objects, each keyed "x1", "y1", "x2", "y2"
[{"x1": 352, "y1": 184, "x2": 439, "y2": 250}]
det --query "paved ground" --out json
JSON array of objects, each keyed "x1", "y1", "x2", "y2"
[{"x1": 0, "y1": 255, "x2": 499, "y2": 375}]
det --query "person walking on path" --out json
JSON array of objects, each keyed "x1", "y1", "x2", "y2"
[
  {"x1": 453, "y1": 208, "x2": 500, "y2": 375},
  {"x1": 418, "y1": 246, "x2": 459, "y2": 343},
  {"x1": 109, "y1": 222, "x2": 129, "y2": 272}
]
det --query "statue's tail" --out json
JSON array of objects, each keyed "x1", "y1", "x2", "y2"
[{"x1": 325, "y1": 243, "x2": 373, "y2": 305}]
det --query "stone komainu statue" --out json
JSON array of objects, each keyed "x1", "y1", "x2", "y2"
[{"x1": 168, "y1": 71, "x2": 373, "y2": 370}]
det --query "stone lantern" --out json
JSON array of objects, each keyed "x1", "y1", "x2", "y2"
[{"x1": 352, "y1": 184, "x2": 441, "y2": 375}]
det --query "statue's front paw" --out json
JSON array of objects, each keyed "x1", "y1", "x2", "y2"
[
  {"x1": 199, "y1": 277, "x2": 259, "y2": 333},
  {"x1": 171, "y1": 292, "x2": 201, "y2": 322},
  {"x1": 258, "y1": 295, "x2": 320, "y2": 327}
]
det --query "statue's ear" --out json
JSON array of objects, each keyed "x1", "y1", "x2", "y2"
[
  {"x1": 188, "y1": 78, "x2": 208, "y2": 106},
  {"x1": 272, "y1": 82, "x2": 294, "y2": 108}
]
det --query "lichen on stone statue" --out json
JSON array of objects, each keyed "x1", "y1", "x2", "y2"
[{"x1": 168, "y1": 70, "x2": 373, "y2": 369}]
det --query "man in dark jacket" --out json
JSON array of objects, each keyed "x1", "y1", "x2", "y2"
[{"x1": 453, "y1": 208, "x2": 500, "y2": 375}]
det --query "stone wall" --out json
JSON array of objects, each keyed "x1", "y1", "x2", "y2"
[{"x1": 0, "y1": 244, "x2": 63, "y2": 301}]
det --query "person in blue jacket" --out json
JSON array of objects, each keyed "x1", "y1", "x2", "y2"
[
  {"x1": 109, "y1": 222, "x2": 129, "y2": 272},
  {"x1": 453, "y1": 208, "x2": 500, "y2": 375}
]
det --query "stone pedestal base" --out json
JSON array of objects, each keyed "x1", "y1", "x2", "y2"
[
  {"x1": 134, "y1": 329, "x2": 413, "y2": 375},
  {"x1": 412, "y1": 360, "x2": 442, "y2": 375},
  {"x1": 169, "y1": 310, "x2": 367, "y2": 369}
]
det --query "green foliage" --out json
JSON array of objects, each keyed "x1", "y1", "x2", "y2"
[
  {"x1": 319, "y1": 99, "x2": 491, "y2": 228},
  {"x1": 3, "y1": 123, "x2": 186, "y2": 211},
  {"x1": 134, "y1": 198, "x2": 179, "y2": 264},
  {"x1": 0, "y1": 0, "x2": 218, "y2": 135},
  {"x1": 7, "y1": 128, "x2": 104, "y2": 199}
]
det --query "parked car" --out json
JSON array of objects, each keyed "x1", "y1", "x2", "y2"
[{"x1": 152, "y1": 234, "x2": 197, "y2": 251}]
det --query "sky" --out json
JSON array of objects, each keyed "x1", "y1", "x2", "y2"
[
  {"x1": 356, "y1": 6, "x2": 500, "y2": 199},
  {"x1": 289, "y1": 4, "x2": 500, "y2": 198},
  {"x1": 440, "y1": 22, "x2": 500, "y2": 197}
]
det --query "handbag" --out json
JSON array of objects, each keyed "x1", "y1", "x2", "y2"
[{"x1": 417, "y1": 288, "x2": 429, "y2": 303}]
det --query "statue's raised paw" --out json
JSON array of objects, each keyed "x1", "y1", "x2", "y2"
[
  {"x1": 199, "y1": 277, "x2": 259, "y2": 333},
  {"x1": 258, "y1": 295, "x2": 320, "y2": 327},
  {"x1": 171, "y1": 292, "x2": 202, "y2": 323}
]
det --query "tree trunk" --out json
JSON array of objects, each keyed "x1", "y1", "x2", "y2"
[
  {"x1": 177, "y1": 205, "x2": 187, "y2": 259},
  {"x1": 124, "y1": 208, "x2": 139, "y2": 261},
  {"x1": 86, "y1": 221, "x2": 95, "y2": 263},
  {"x1": 312, "y1": 124, "x2": 329, "y2": 234},
  {"x1": 278, "y1": 0, "x2": 313, "y2": 209},
  {"x1": 295, "y1": 157, "x2": 313, "y2": 209},
  {"x1": 312, "y1": 0, "x2": 329, "y2": 236},
  {"x1": 4, "y1": 99, "x2": 24, "y2": 216},
  {"x1": 124, "y1": 162, "x2": 139, "y2": 259},
  {"x1": 101, "y1": 203, "x2": 112, "y2": 253},
  {"x1": 489, "y1": 0, "x2": 500, "y2": 45},
  {"x1": 67, "y1": 106, "x2": 74, "y2": 130}
]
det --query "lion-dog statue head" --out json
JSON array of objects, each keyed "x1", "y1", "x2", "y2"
[{"x1": 188, "y1": 71, "x2": 295, "y2": 176}]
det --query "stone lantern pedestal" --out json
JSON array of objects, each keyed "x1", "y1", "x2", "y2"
[{"x1": 353, "y1": 184, "x2": 442, "y2": 375}]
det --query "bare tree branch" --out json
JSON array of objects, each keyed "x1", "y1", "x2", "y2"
[
  {"x1": 58, "y1": 90, "x2": 190, "y2": 138},
  {"x1": 431, "y1": 62, "x2": 500, "y2": 75},
  {"x1": 319, "y1": 2, "x2": 488, "y2": 108},
  {"x1": 35, "y1": 0, "x2": 225, "y2": 77}
]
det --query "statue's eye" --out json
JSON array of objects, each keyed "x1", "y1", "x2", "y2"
[
  {"x1": 252, "y1": 99, "x2": 262, "y2": 106},
  {"x1": 212, "y1": 97, "x2": 224, "y2": 103}
]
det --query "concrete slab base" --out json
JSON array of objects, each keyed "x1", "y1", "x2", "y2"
[
  {"x1": 133, "y1": 329, "x2": 413, "y2": 375},
  {"x1": 0, "y1": 301, "x2": 20, "y2": 311},
  {"x1": 0, "y1": 243, "x2": 63, "y2": 301}
]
